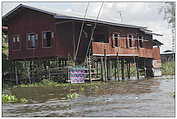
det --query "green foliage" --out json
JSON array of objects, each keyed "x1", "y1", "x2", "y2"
[
  {"x1": 66, "y1": 93, "x2": 79, "y2": 99},
  {"x1": 161, "y1": 61, "x2": 175, "y2": 75},
  {"x1": 18, "y1": 79, "x2": 105, "y2": 88},
  {"x1": 169, "y1": 92, "x2": 175, "y2": 98},
  {"x1": 2, "y1": 94, "x2": 28, "y2": 103}
]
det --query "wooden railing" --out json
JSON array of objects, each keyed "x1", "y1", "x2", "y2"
[{"x1": 92, "y1": 42, "x2": 160, "y2": 59}]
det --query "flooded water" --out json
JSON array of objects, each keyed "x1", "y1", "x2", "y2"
[{"x1": 2, "y1": 76, "x2": 175, "y2": 117}]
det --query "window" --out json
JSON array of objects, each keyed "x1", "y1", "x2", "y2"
[
  {"x1": 43, "y1": 31, "x2": 53, "y2": 47},
  {"x1": 112, "y1": 33, "x2": 120, "y2": 47},
  {"x1": 128, "y1": 35, "x2": 133, "y2": 47},
  {"x1": 94, "y1": 34, "x2": 106, "y2": 43},
  {"x1": 12, "y1": 35, "x2": 20, "y2": 50},
  {"x1": 27, "y1": 33, "x2": 38, "y2": 48},
  {"x1": 138, "y1": 36, "x2": 143, "y2": 48}
]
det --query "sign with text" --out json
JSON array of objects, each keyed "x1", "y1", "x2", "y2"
[{"x1": 69, "y1": 67, "x2": 87, "y2": 83}]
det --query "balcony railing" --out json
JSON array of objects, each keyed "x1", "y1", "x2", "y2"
[{"x1": 92, "y1": 42, "x2": 160, "y2": 59}]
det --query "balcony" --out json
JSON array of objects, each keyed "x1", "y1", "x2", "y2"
[{"x1": 92, "y1": 42, "x2": 160, "y2": 59}]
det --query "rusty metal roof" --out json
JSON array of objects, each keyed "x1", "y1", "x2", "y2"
[{"x1": 3, "y1": 4, "x2": 162, "y2": 36}]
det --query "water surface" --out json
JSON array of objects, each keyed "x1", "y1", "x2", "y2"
[{"x1": 2, "y1": 76, "x2": 175, "y2": 117}]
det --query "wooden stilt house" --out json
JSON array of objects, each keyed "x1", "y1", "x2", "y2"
[{"x1": 3, "y1": 4, "x2": 163, "y2": 78}]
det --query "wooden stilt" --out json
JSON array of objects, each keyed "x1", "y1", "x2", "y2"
[
  {"x1": 104, "y1": 49, "x2": 107, "y2": 81},
  {"x1": 109, "y1": 60, "x2": 112, "y2": 80},
  {"x1": 107, "y1": 59, "x2": 109, "y2": 80},
  {"x1": 114, "y1": 60, "x2": 117, "y2": 80},
  {"x1": 88, "y1": 54, "x2": 92, "y2": 82},
  {"x1": 121, "y1": 58, "x2": 125, "y2": 80},
  {"x1": 127, "y1": 60, "x2": 130, "y2": 79},
  {"x1": 15, "y1": 61, "x2": 19, "y2": 85},
  {"x1": 116, "y1": 52, "x2": 120, "y2": 81},
  {"x1": 101, "y1": 57, "x2": 104, "y2": 81},
  {"x1": 135, "y1": 57, "x2": 139, "y2": 80},
  {"x1": 28, "y1": 61, "x2": 32, "y2": 84},
  {"x1": 96, "y1": 61, "x2": 99, "y2": 78}
]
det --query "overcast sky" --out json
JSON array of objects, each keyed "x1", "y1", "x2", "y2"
[{"x1": 1, "y1": 1, "x2": 173, "y2": 53}]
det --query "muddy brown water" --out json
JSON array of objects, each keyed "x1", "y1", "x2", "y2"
[{"x1": 2, "y1": 76, "x2": 175, "y2": 117}]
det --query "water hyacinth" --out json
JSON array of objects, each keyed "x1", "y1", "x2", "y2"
[
  {"x1": 2, "y1": 94, "x2": 28, "y2": 103},
  {"x1": 66, "y1": 93, "x2": 79, "y2": 99}
]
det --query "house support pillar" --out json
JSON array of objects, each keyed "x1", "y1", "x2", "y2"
[{"x1": 121, "y1": 58, "x2": 125, "y2": 80}]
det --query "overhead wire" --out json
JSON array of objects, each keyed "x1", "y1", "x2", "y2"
[
  {"x1": 85, "y1": 2, "x2": 104, "y2": 62},
  {"x1": 74, "y1": 2, "x2": 90, "y2": 61}
]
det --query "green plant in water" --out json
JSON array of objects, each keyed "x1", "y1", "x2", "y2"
[
  {"x1": 80, "y1": 87, "x2": 85, "y2": 91},
  {"x1": 19, "y1": 98, "x2": 28, "y2": 103},
  {"x1": 66, "y1": 93, "x2": 79, "y2": 99},
  {"x1": 2, "y1": 94, "x2": 28, "y2": 103},
  {"x1": 2, "y1": 94, "x2": 18, "y2": 103}
]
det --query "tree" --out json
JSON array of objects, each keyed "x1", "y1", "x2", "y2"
[{"x1": 160, "y1": 2, "x2": 176, "y2": 52}]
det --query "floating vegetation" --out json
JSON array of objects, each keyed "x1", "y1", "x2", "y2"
[
  {"x1": 66, "y1": 93, "x2": 79, "y2": 99},
  {"x1": 17, "y1": 79, "x2": 107, "y2": 89},
  {"x1": 2, "y1": 94, "x2": 28, "y2": 103}
]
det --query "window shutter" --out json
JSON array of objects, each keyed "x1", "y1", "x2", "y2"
[
  {"x1": 43, "y1": 32, "x2": 46, "y2": 39},
  {"x1": 28, "y1": 35, "x2": 31, "y2": 41},
  {"x1": 17, "y1": 36, "x2": 20, "y2": 42},
  {"x1": 13, "y1": 37, "x2": 16, "y2": 43},
  {"x1": 36, "y1": 34, "x2": 38, "y2": 40},
  {"x1": 52, "y1": 32, "x2": 54, "y2": 38}
]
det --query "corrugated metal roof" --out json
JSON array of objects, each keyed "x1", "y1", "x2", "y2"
[{"x1": 3, "y1": 4, "x2": 163, "y2": 36}]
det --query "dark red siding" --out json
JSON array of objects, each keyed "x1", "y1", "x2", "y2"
[{"x1": 8, "y1": 8, "x2": 57, "y2": 60}]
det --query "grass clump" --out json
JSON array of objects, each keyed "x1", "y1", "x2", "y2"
[{"x1": 2, "y1": 94, "x2": 28, "y2": 103}]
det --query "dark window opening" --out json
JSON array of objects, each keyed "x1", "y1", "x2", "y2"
[
  {"x1": 112, "y1": 33, "x2": 120, "y2": 47},
  {"x1": 126, "y1": 39, "x2": 128, "y2": 48},
  {"x1": 12, "y1": 35, "x2": 20, "y2": 50},
  {"x1": 43, "y1": 32, "x2": 53, "y2": 47},
  {"x1": 128, "y1": 34, "x2": 133, "y2": 47},
  {"x1": 138, "y1": 36, "x2": 143, "y2": 48},
  {"x1": 94, "y1": 34, "x2": 107, "y2": 43},
  {"x1": 139, "y1": 40, "x2": 143, "y2": 48},
  {"x1": 115, "y1": 38, "x2": 119, "y2": 47},
  {"x1": 129, "y1": 39, "x2": 132, "y2": 47},
  {"x1": 27, "y1": 33, "x2": 37, "y2": 48}
]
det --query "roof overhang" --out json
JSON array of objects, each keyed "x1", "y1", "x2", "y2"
[
  {"x1": 152, "y1": 39, "x2": 163, "y2": 46},
  {"x1": 2, "y1": 4, "x2": 56, "y2": 22},
  {"x1": 3, "y1": 4, "x2": 163, "y2": 37},
  {"x1": 140, "y1": 28, "x2": 163, "y2": 36}
]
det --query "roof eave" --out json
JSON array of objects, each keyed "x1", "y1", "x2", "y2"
[
  {"x1": 54, "y1": 15, "x2": 146, "y2": 29},
  {"x1": 3, "y1": 4, "x2": 56, "y2": 20}
]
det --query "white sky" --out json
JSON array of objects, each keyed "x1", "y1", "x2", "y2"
[{"x1": 1, "y1": 1, "x2": 174, "y2": 53}]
